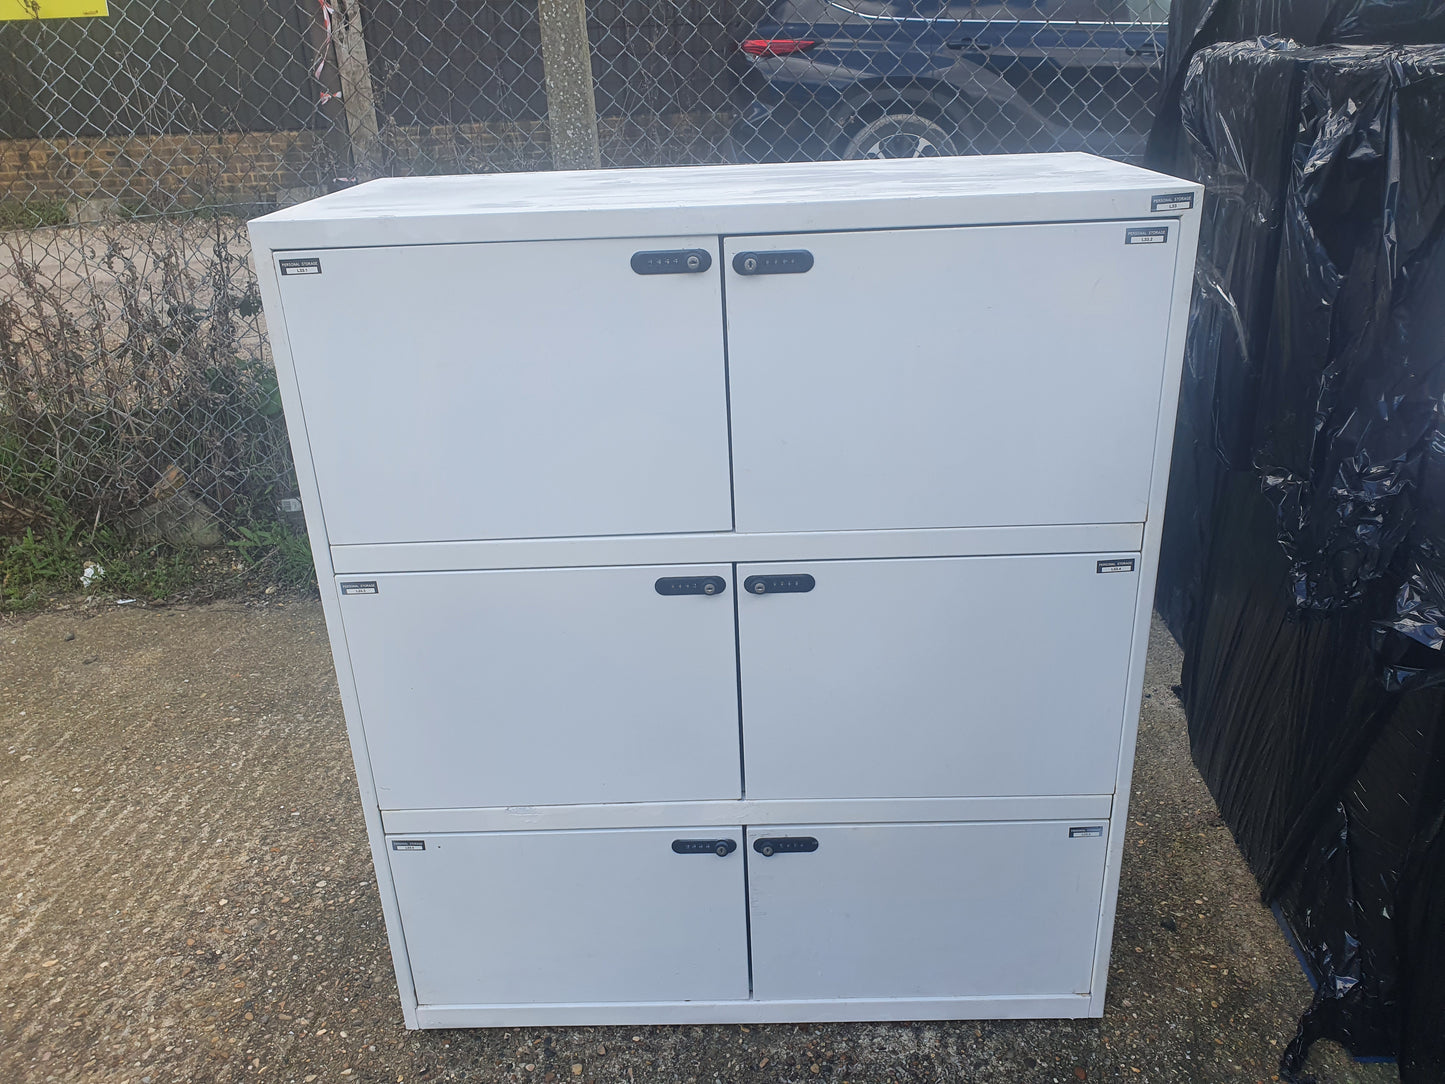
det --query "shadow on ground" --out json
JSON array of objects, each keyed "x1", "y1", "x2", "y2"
[{"x1": 0, "y1": 603, "x2": 1399, "y2": 1083}]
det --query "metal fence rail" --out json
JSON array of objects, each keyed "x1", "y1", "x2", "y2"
[{"x1": 0, "y1": 0, "x2": 1166, "y2": 544}]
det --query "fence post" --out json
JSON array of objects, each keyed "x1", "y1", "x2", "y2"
[
  {"x1": 331, "y1": 0, "x2": 383, "y2": 178},
  {"x1": 538, "y1": 0, "x2": 602, "y2": 169}
]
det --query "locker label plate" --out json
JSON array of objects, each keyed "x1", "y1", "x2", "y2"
[
  {"x1": 1125, "y1": 226, "x2": 1169, "y2": 245},
  {"x1": 1096, "y1": 559, "x2": 1135, "y2": 574},
  {"x1": 1151, "y1": 192, "x2": 1195, "y2": 212},
  {"x1": 340, "y1": 580, "x2": 379, "y2": 595},
  {"x1": 279, "y1": 257, "x2": 322, "y2": 276},
  {"x1": 391, "y1": 839, "x2": 426, "y2": 851}
]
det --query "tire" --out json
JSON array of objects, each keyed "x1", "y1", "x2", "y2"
[{"x1": 840, "y1": 113, "x2": 959, "y2": 160}]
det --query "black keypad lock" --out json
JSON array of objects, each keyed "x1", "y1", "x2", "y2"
[
  {"x1": 656, "y1": 576, "x2": 728, "y2": 596},
  {"x1": 732, "y1": 250, "x2": 814, "y2": 276},
  {"x1": 672, "y1": 838, "x2": 738, "y2": 856},
  {"x1": 632, "y1": 249, "x2": 713, "y2": 275},
  {"x1": 744, "y1": 574, "x2": 815, "y2": 595},
  {"x1": 753, "y1": 836, "x2": 819, "y2": 857}
]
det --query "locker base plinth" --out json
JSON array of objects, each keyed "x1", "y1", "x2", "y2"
[{"x1": 412, "y1": 994, "x2": 1098, "y2": 1029}]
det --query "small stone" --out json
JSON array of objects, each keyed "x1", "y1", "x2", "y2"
[
  {"x1": 1075, "y1": 1068, "x2": 1088, "y2": 1081},
  {"x1": 1160, "y1": 917, "x2": 1177, "y2": 932},
  {"x1": 572, "y1": 1066, "x2": 583, "y2": 1076},
  {"x1": 63, "y1": 631, "x2": 75, "y2": 642}
]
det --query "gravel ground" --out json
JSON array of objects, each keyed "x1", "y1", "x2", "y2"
[{"x1": 0, "y1": 601, "x2": 1400, "y2": 1084}]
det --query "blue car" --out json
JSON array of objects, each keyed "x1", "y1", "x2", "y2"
[{"x1": 730, "y1": 0, "x2": 1168, "y2": 161}]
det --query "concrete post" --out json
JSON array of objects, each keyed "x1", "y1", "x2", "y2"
[{"x1": 537, "y1": 0, "x2": 602, "y2": 170}]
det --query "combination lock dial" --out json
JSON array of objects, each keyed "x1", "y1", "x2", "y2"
[{"x1": 732, "y1": 250, "x2": 814, "y2": 276}]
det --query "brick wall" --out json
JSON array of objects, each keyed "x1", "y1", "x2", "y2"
[
  {"x1": 0, "y1": 123, "x2": 547, "y2": 210},
  {"x1": 0, "y1": 114, "x2": 728, "y2": 213},
  {"x1": 0, "y1": 130, "x2": 340, "y2": 209}
]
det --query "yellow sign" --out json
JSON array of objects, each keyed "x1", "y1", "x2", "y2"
[{"x1": 0, "y1": 0, "x2": 108, "y2": 18}]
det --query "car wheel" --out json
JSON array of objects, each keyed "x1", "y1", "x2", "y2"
[{"x1": 841, "y1": 114, "x2": 959, "y2": 160}]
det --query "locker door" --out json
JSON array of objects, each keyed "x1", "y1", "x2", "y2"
[
  {"x1": 746, "y1": 821, "x2": 1109, "y2": 1000},
  {"x1": 389, "y1": 827, "x2": 750, "y2": 1006},
  {"x1": 736, "y1": 553, "x2": 1139, "y2": 799},
  {"x1": 339, "y1": 564, "x2": 741, "y2": 809},
  {"x1": 724, "y1": 222, "x2": 1178, "y2": 533},
  {"x1": 278, "y1": 237, "x2": 732, "y2": 544}
]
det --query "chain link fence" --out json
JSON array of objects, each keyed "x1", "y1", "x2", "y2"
[{"x1": 1, "y1": 0, "x2": 1168, "y2": 553}]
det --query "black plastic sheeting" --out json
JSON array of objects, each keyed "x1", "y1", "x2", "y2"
[
  {"x1": 1148, "y1": 35, "x2": 1445, "y2": 1083},
  {"x1": 1146, "y1": 0, "x2": 1445, "y2": 166},
  {"x1": 1154, "y1": 39, "x2": 1304, "y2": 640}
]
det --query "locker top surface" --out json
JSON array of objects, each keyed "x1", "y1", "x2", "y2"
[{"x1": 248, "y1": 154, "x2": 1201, "y2": 250}]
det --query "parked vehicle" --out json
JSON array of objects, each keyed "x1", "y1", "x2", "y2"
[{"x1": 730, "y1": 0, "x2": 1168, "y2": 161}]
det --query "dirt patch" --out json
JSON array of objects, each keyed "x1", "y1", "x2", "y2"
[{"x1": 0, "y1": 604, "x2": 1399, "y2": 1083}]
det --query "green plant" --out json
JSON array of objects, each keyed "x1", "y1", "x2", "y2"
[
  {"x1": 0, "y1": 517, "x2": 198, "y2": 609},
  {"x1": 0, "y1": 198, "x2": 70, "y2": 231},
  {"x1": 0, "y1": 522, "x2": 82, "y2": 598},
  {"x1": 1, "y1": 510, "x2": 318, "y2": 611},
  {"x1": 227, "y1": 521, "x2": 317, "y2": 592}
]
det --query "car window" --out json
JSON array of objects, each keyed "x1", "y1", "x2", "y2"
[
  {"x1": 832, "y1": 1, "x2": 1045, "y2": 17},
  {"x1": 830, "y1": 0, "x2": 1155, "y2": 20}
]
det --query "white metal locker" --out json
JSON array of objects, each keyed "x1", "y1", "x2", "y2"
[
  {"x1": 736, "y1": 553, "x2": 1141, "y2": 799},
  {"x1": 338, "y1": 564, "x2": 742, "y2": 809},
  {"x1": 249, "y1": 156, "x2": 1203, "y2": 1026},
  {"x1": 388, "y1": 828, "x2": 750, "y2": 1006},
  {"x1": 724, "y1": 222, "x2": 1178, "y2": 534},
  {"x1": 276, "y1": 236, "x2": 733, "y2": 545},
  {"x1": 745, "y1": 821, "x2": 1110, "y2": 1000}
]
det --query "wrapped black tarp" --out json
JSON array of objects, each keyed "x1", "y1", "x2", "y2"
[
  {"x1": 1146, "y1": 0, "x2": 1445, "y2": 167},
  {"x1": 1151, "y1": 37, "x2": 1445, "y2": 1082},
  {"x1": 1154, "y1": 39, "x2": 1305, "y2": 640}
]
